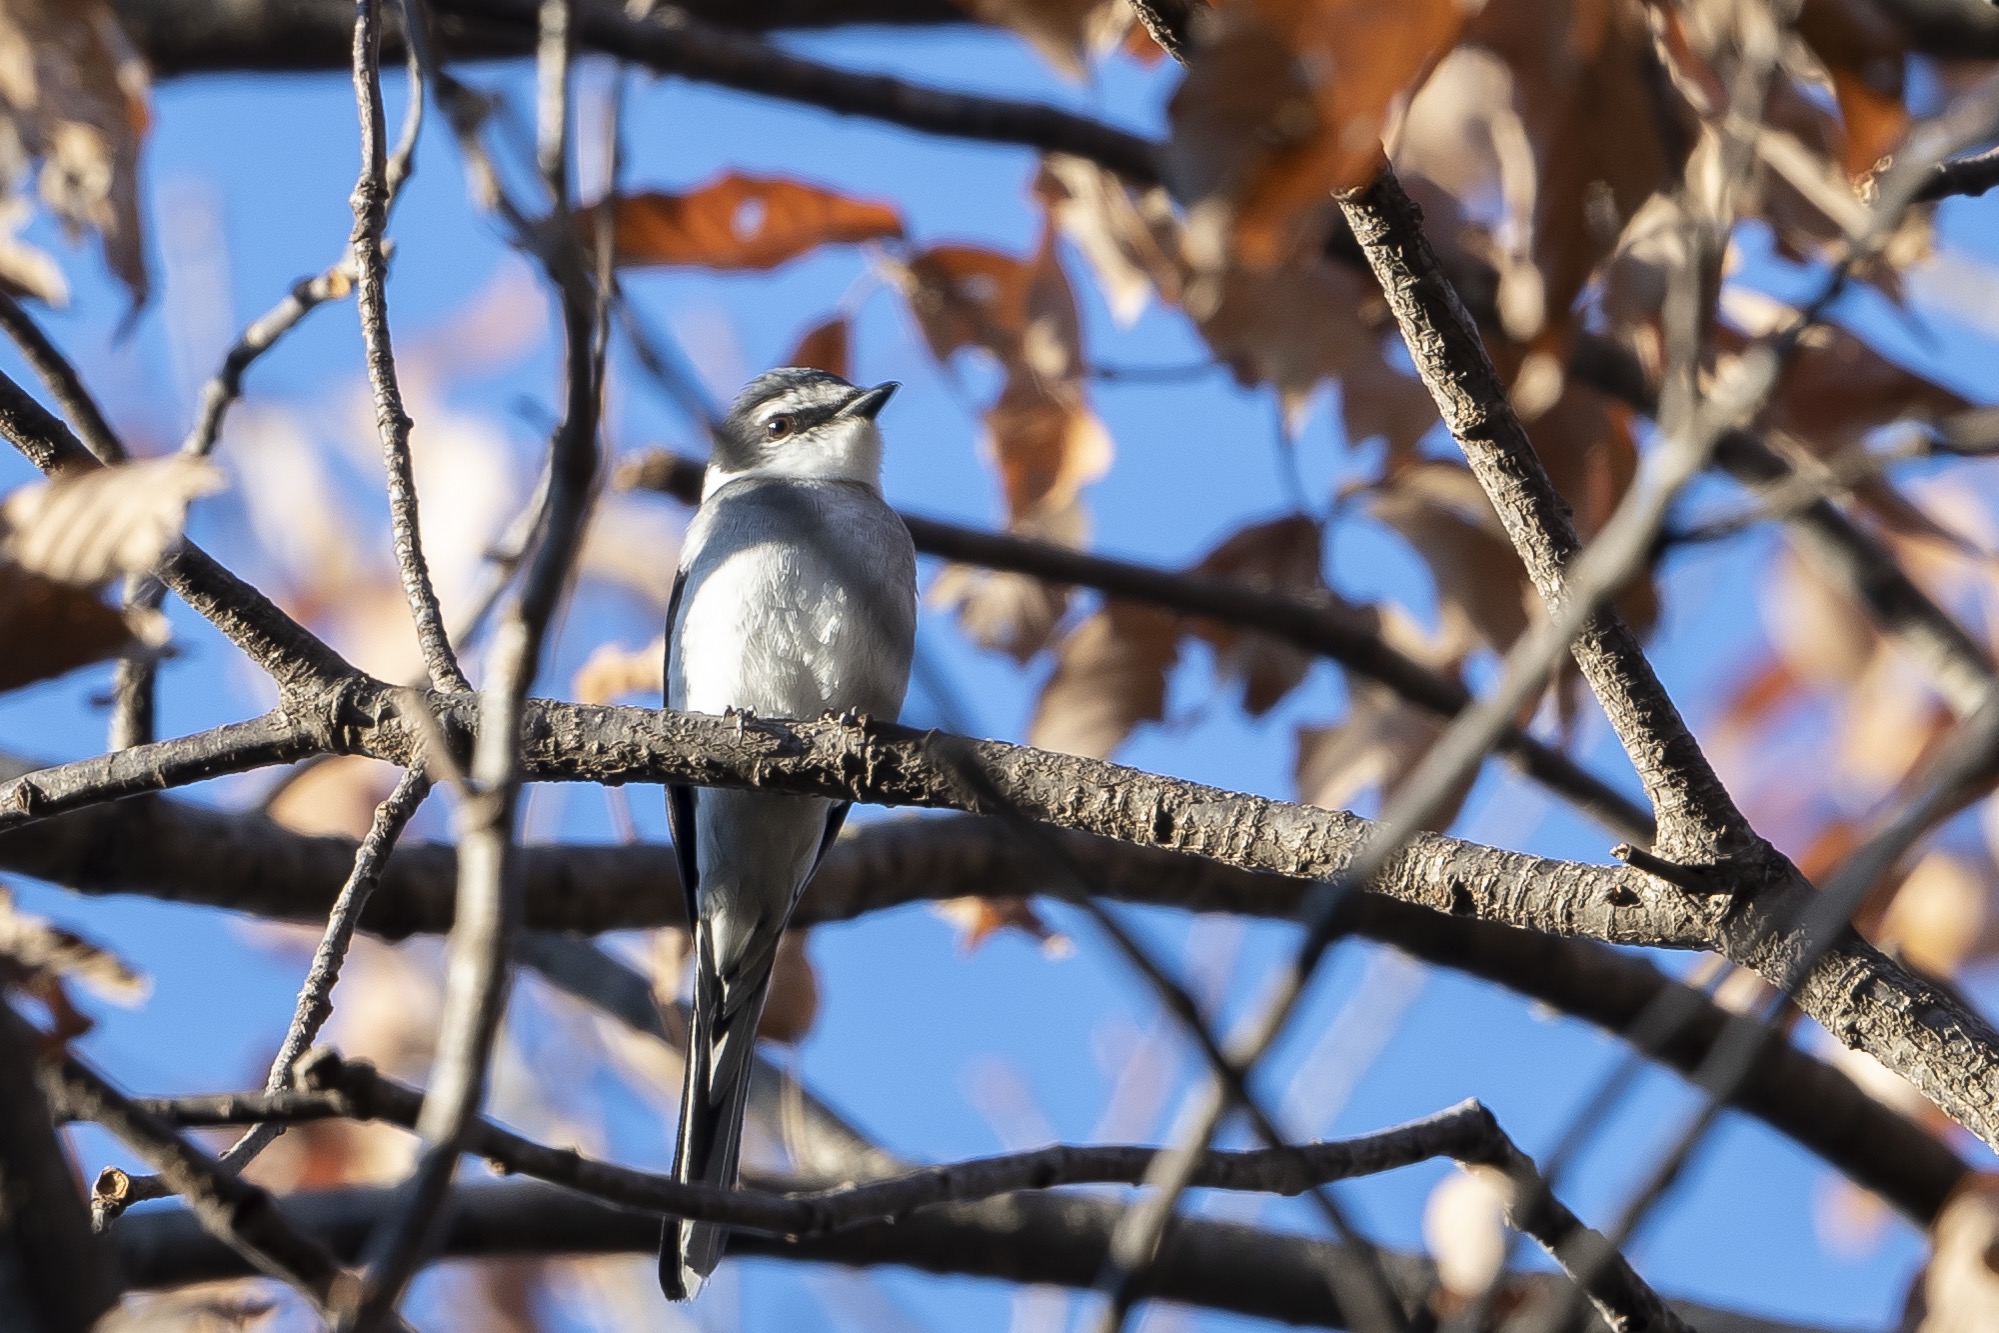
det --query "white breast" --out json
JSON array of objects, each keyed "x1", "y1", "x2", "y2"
[{"x1": 667, "y1": 479, "x2": 916, "y2": 725}]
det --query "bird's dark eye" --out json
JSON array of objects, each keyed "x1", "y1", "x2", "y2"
[{"x1": 764, "y1": 414, "x2": 796, "y2": 440}]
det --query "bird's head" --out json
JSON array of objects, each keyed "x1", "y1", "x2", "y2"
[{"x1": 707, "y1": 367, "x2": 899, "y2": 496}]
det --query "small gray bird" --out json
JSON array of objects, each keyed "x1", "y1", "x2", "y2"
[{"x1": 659, "y1": 367, "x2": 917, "y2": 1300}]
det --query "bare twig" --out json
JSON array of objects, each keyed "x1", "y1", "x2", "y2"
[
  {"x1": 41, "y1": 1046, "x2": 397, "y2": 1328},
  {"x1": 0, "y1": 291, "x2": 125, "y2": 465},
  {"x1": 351, "y1": 0, "x2": 468, "y2": 696},
  {"x1": 344, "y1": 4, "x2": 603, "y2": 1321},
  {"x1": 219, "y1": 767, "x2": 431, "y2": 1169},
  {"x1": 0, "y1": 711, "x2": 314, "y2": 828},
  {"x1": 1915, "y1": 141, "x2": 1999, "y2": 201}
]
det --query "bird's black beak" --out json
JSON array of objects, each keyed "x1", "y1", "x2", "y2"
[{"x1": 838, "y1": 381, "x2": 899, "y2": 421}]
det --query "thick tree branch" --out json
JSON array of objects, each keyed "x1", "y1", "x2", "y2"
[
  {"x1": 3, "y1": 757, "x2": 1965, "y2": 1226},
  {"x1": 2, "y1": 684, "x2": 1993, "y2": 1156},
  {"x1": 113, "y1": 0, "x2": 971, "y2": 76},
  {"x1": 619, "y1": 448, "x2": 1653, "y2": 842},
  {"x1": 1338, "y1": 173, "x2": 1750, "y2": 865},
  {"x1": 0, "y1": 1002, "x2": 117, "y2": 1333}
]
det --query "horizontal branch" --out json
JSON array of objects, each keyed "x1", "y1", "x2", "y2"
[
  {"x1": 113, "y1": 0, "x2": 969, "y2": 76},
  {"x1": 7, "y1": 755, "x2": 1963, "y2": 1226},
  {"x1": 619, "y1": 449, "x2": 1653, "y2": 841},
  {"x1": 41, "y1": 1049, "x2": 365, "y2": 1323},
  {"x1": 0, "y1": 712, "x2": 313, "y2": 825},
  {"x1": 92, "y1": 1053, "x2": 1666, "y2": 1331},
  {"x1": 437, "y1": 0, "x2": 1162, "y2": 181},
  {"x1": 105, "y1": 1179, "x2": 1846, "y2": 1333}
]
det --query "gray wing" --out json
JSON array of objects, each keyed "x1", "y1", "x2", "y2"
[{"x1": 664, "y1": 569, "x2": 700, "y2": 924}]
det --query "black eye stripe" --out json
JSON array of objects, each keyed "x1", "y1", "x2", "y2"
[{"x1": 762, "y1": 403, "x2": 839, "y2": 438}]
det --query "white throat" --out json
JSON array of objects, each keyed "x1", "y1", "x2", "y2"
[{"x1": 704, "y1": 415, "x2": 885, "y2": 500}]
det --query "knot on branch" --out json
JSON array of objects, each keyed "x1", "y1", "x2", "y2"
[{"x1": 292, "y1": 673, "x2": 392, "y2": 758}]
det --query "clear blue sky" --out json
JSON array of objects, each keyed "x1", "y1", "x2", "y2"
[{"x1": 5, "y1": 18, "x2": 1996, "y2": 1332}]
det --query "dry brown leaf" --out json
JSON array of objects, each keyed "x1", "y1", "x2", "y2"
[
  {"x1": 1191, "y1": 211, "x2": 1437, "y2": 444},
  {"x1": 931, "y1": 495, "x2": 1083, "y2": 662},
  {"x1": 1188, "y1": 515, "x2": 1327, "y2": 715},
  {"x1": 573, "y1": 636, "x2": 664, "y2": 707},
  {"x1": 951, "y1": 0, "x2": 1123, "y2": 80},
  {"x1": 1367, "y1": 462, "x2": 1531, "y2": 656},
  {"x1": 0, "y1": 193, "x2": 63, "y2": 303},
  {"x1": 757, "y1": 930, "x2": 819, "y2": 1045},
  {"x1": 1402, "y1": 0, "x2": 1676, "y2": 347},
  {"x1": 894, "y1": 243, "x2": 1031, "y2": 366},
  {"x1": 1911, "y1": 1176, "x2": 1999, "y2": 1333},
  {"x1": 267, "y1": 755, "x2": 401, "y2": 842},
  {"x1": 1029, "y1": 600, "x2": 1181, "y2": 758},
  {"x1": 983, "y1": 375, "x2": 1113, "y2": 521},
  {"x1": 1296, "y1": 674, "x2": 1475, "y2": 830},
  {"x1": 1170, "y1": 0, "x2": 1465, "y2": 270},
  {"x1": 786, "y1": 314, "x2": 850, "y2": 380},
  {"x1": 0, "y1": 885, "x2": 145, "y2": 1004},
  {"x1": 1761, "y1": 545, "x2": 1880, "y2": 689},
  {"x1": 1795, "y1": 0, "x2": 1907, "y2": 177},
  {"x1": 1037, "y1": 153, "x2": 1184, "y2": 325},
  {"x1": 0, "y1": 562, "x2": 141, "y2": 692},
  {"x1": 931, "y1": 563, "x2": 1071, "y2": 662},
  {"x1": 591, "y1": 173, "x2": 902, "y2": 271},
  {"x1": 0, "y1": 0, "x2": 150, "y2": 307},
  {"x1": 1879, "y1": 851, "x2": 1995, "y2": 980},
  {"x1": 2, "y1": 455, "x2": 223, "y2": 587},
  {"x1": 934, "y1": 895, "x2": 1073, "y2": 956}
]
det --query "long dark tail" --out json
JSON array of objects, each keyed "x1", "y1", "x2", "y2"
[{"x1": 659, "y1": 923, "x2": 777, "y2": 1301}]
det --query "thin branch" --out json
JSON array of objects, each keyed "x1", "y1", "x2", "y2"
[
  {"x1": 1342, "y1": 172, "x2": 1753, "y2": 866},
  {"x1": 218, "y1": 766, "x2": 431, "y2": 1169},
  {"x1": 425, "y1": 0, "x2": 1163, "y2": 184},
  {"x1": 1915, "y1": 141, "x2": 1999, "y2": 201},
  {"x1": 79, "y1": 1047, "x2": 1657, "y2": 1333},
  {"x1": 0, "y1": 712, "x2": 314, "y2": 828},
  {"x1": 351, "y1": 0, "x2": 469, "y2": 696},
  {"x1": 0, "y1": 291, "x2": 125, "y2": 465},
  {"x1": 107, "y1": 1178, "x2": 1834, "y2": 1333},
  {"x1": 620, "y1": 449, "x2": 1653, "y2": 841},
  {"x1": 346, "y1": 4, "x2": 603, "y2": 1321},
  {"x1": 40, "y1": 1047, "x2": 396, "y2": 1328},
  {"x1": 0, "y1": 366, "x2": 355, "y2": 692}
]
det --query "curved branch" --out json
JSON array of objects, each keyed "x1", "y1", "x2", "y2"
[{"x1": 105, "y1": 1179, "x2": 1851, "y2": 1333}]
